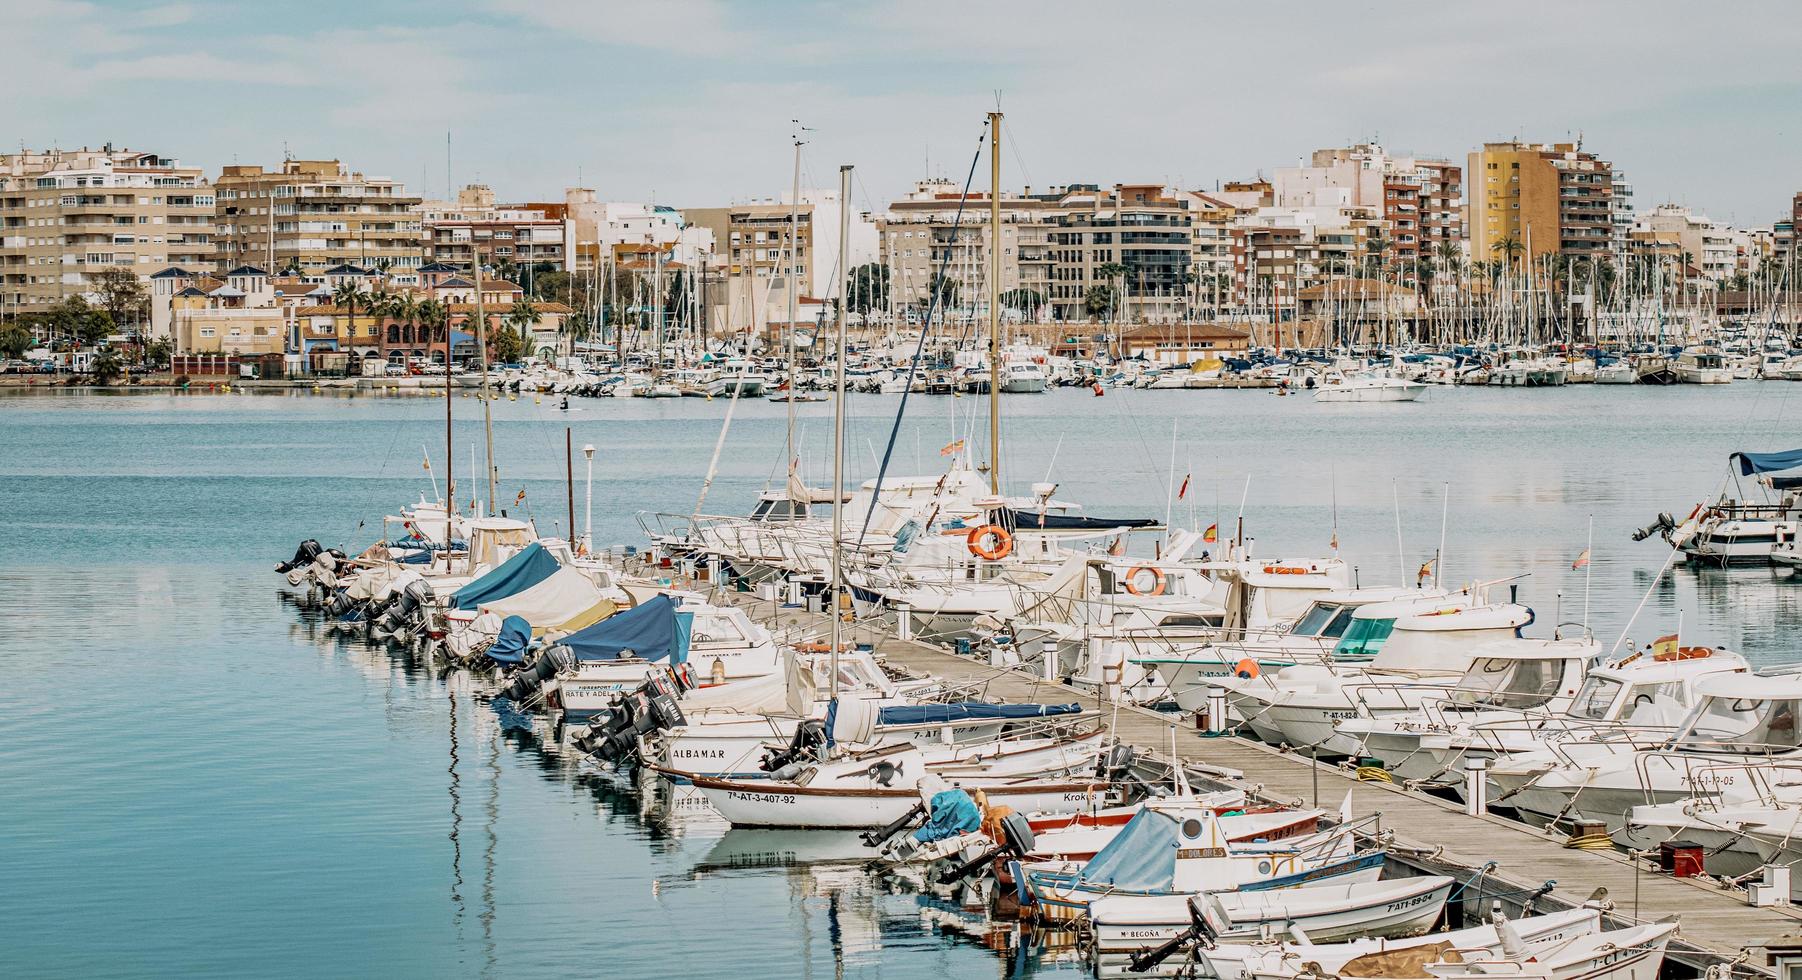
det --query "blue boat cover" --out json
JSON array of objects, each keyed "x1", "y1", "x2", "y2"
[
  {"x1": 559, "y1": 594, "x2": 693, "y2": 664},
  {"x1": 877, "y1": 702, "x2": 1085, "y2": 726},
  {"x1": 1075, "y1": 808, "x2": 1182, "y2": 891},
  {"x1": 1734, "y1": 449, "x2": 1802, "y2": 475},
  {"x1": 913, "y1": 789, "x2": 981, "y2": 843},
  {"x1": 451, "y1": 542, "x2": 559, "y2": 610},
  {"x1": 486, "y1": 615, "x2": 533, "y2": 665}
]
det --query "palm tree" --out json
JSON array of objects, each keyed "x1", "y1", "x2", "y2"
[
  {"x1": 419, "y1": 299, "x2": 449, "y2": 363},
  {"x1": 332, "y1": 281, "x2": 369, "y2": 345},
  {"x1": 1362, "y1": 235, "x2": 1391, "y2": 281},
  {"x1": 1096, "y1": 262, "x2": 1127, "y2": 322},
  {"x1": 505, "y1": 299, "x2": 543, "y2": 358},
  {"x1": 391, "y1": 292, "x2": 423, "y2": 347},
  {"x1": 1490, "y1": 236, "x2": 1524, "y2": 272}
]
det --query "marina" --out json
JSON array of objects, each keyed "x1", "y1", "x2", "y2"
[
  {"x1": 13, "y1": 8, "x2": 1802, "y2": 976},
  {"x1": 12, "y1": 380, "x2": 1802, "y2": 978}
]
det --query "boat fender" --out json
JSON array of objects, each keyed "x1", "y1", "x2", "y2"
[
  {"x1": 1236, "y1": 658, "x2": 1260, "y2": 680},
  {"x1": 1122, "y1": 566, "x2": 1166, "y2": 596}
]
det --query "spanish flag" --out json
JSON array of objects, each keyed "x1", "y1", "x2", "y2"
[
  {"x1": 1571, "y1": 548, "x2": 1591, "y2": 570},
  {"x1": 1651, "y1": 633, "x2": 1679, "y2": 657},
  {"x1": 940, "y1": 438, "x2": 965, "y2": 457},
  {"x1": 1202, "y1": 523, "x2": 1218, "y2": 543},
  {"x1": 515, "y1": 488, "x2": 527, "y2": 505},
  {"x1": 1177, "y1": 473, "x2": 1190, "y2": 500},
  {"x1": 1417, "y1": 558, "x2": 1436, "y2": 583},
  {"x1": 422, "y1": 452, "x2": 431, "y2": 472}
]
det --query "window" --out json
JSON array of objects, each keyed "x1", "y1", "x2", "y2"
[{"x1": 1332, "y1": 617, "x2": 1395, "y2": 656}]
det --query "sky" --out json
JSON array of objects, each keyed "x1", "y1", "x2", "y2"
[{"x1": 9, "y1": 0, "x2": 1802, "y2": 226}]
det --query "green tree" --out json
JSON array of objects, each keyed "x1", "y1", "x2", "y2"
[
  {"x1": 999, "y1": 288, "x2": 1044, "y2": 315},
  {"x1": 0, "y1": 321, "x2": 31, "y2": 358},
  {"x1": 332, "y1": 281, "x2": 369, "y2": 342},
  {"x1": 92, "y1": 267, "x2": 150, "y2": 336},
  {"x1": 492, "y1": 323, "x2": 524, "y2": 363},
  {"x1": 531, "y1": 270, "x2": 573, "y2": 302},
  {"x1": 143, "y1": 337, "x2": 172, "y2": 369},
  {"x1": 49, "y1": 297, "x2": 114, "y2": 347},
  {"x1": 90, "y1": 350, "x2": 123, "y2": 384},
  {"x1": 924, "y1": 273, "x2": 959, "y2": 311},
  {"x1": 504, "y1": 299, "x2": 542, "y2": 352},
  {"x1": 1491, "y1": 235, "x2": 1524, "y2": 272},
  {"x1": 846, "y1": 262, "x2": 889, "y2": 315},
  {"x1": 419, "y1": 299, "x2": 450, "y2": 358},
  {"x1": 1083, "y1": 284, "x2": 1118, "y2": 319}
]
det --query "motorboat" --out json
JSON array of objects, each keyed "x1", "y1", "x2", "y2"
[{"x1": 1314, "y1": 370, "x2": 1426, "y2": 403}]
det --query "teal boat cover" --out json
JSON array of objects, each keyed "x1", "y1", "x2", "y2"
[
  {"x1": 560, "y1": 594, "x2": 693, "y2": 665},
  {"x1": 877, "y1": 702, "x2": 1083, "y2": 726},
  {"x1": 451, "y1": 543, "x2": 559, "y2": 610}
]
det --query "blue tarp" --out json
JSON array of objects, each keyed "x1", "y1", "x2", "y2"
[
  {"x1": 486, "y1": 615, "x2": 532, "y2": 665},
  {"x1": 450, "y1": 543, "x2": 559, "y2": 611},
  {"x1": 876, "y1": 702, "x2": 1085, "y2": 726},
  {"x1": 1075, "y1": 808, "x2": 1181, "y2": 891},
  {"x1": 913, "y1": 789, "x2": 982, "y2": 843},
  {"x1": 1734, "y1": 449, "x2": 1802, "y2": 475},
  {"x1": 559, "y1": 594, "x2": 693, "y2": 664}
]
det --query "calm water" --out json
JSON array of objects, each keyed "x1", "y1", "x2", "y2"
[{"x1": 4, "y1": 383, "x2": 1802, "y2": 978}]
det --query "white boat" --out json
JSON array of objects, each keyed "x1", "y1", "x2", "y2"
[
  {"x1": 999, "y1": 359, "x2": 1049, "y2": 393},
  {"x1": 1191, "y1": 906, "x2": 1605, "y2": 980},
  {"x1": 1089, "y1": 874, "x2": 1453, "y2": 954},
  {"x1": 1314, "y1": 370, "x2": 1426, "y2": 403},
  {"x1": 1218, "y1": 917, "x2": 1672, "y2": 980},
  {"x1": 1342, "y1": 643, "x2": 1747, "y2": 791},
  {"x1": 687, "y1": 739, "x2": 1110, "y2": 828},
  {"x1": 1675, "y1": 348, "x2": 1733, "y2": 384},
  {"x1": 1489, "y1": 669, "x2": 1802, "y2": 831},
  {"x1": 1594, "y1": 360, "x2": 1637, "y2": 384}
]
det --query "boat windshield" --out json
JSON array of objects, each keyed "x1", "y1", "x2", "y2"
[
  {"x1": 1333, "y1": 617, "x2": 1395, "y2": 656},
  {"x1": 1566, "y1": 675, "x2": 1623, "y2": 721},
  {"x1": 1451, "y1": 657, "x2": 1564, "y2": 709},
  {"x1": 1678, "y1": 696, "x2": 1802, "y2": 753},
  {"x1": 1291, "y1": 603, "x2": 1352, "y2": 639}
]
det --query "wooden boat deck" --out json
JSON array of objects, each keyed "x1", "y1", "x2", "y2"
[{"x1": 719, "y1": 592, "x2": 1802, "y2": 972}]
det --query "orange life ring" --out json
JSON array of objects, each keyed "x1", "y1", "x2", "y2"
[
  {"x1": 1123, "y1": 565, "x2": 1166, "y2": 596},
  {"x1": 1235, "y1": 658, "x2": 1260, "y2": 679},
  {"x1": 967, "y1": 524, "x2": 1013, "y2": 561}
]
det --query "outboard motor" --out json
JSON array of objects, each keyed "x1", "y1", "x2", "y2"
[
  {"x1": 937, "y1": 811, "x2": 1036, "y2": 885},
  {"x1": 1631, "y1": 512, "x2": 1676, "y2": 543},
  {"x1": 376, "y1": 579, "x2": 431, "y2": 637},
  {"x1": 276, "y1": 539, "x2": 324, "y2": 574},
  {"x1": 500, "y1": 646, "x2": 572, "y2": 703},
  {"x1": 1127, "y1": 896, "x2": 1220, "y2": 974},
  {"x1": 1097, "y1": 742, "x2": 1137, "y2": 781},
  {"x1": 760, "y1": 720, "x2": 829, "y2": 772}
]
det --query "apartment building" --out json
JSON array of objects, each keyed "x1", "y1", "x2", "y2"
[
  {"x1": 1467, "y1": 141, "x2": 1615, "y2": 265},
  {"x1": 682, "y1": 201, "x2": 814, "y2": 331},
  {"x1": 213, "y1": 159, "x2": 423, "y2": 276},
  {"x1": 1632, "y1": 204, "x2": 1743, "y2": 282},
  {"x1": 0, "y1": 146, "x2": 214, "y2": 315},
  {"x1": 417, "y1": 184, "x2": 573, "y2": 275},
  {"x1": 564, "y1": 190, "x2": 714, "y2": 274},
  {"x1": 876, "y1": 178, "x2": 1057, "y2": 316},
  {"x1": 1272, "y1": 144, "x2": 1462, "y2": 276},
  {"x1": 1046, "y1": 183, "x2": 1193, "y2": 323}
]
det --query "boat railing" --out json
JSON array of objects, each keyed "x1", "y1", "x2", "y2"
[
  {"x1": 1461, "y1": 716, "x2": 1677, "y2": 757},
  {"x1": 1665, "y1": 760, "x2": 1802, "y2": 810}
]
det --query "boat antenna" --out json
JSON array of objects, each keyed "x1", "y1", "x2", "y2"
[
  {"x1": 829, "y1": 163, "x2": 853, "y2": 698},
  {"x1": 1436, "y1": 481, "x2": 1449, "y2": 588},
  {"x1": 987, "y1": 109, "x2": 1003, "y2": 495},
  {"x1": 1393, "y1": 480, "x2": 1407, "y2": 585}
]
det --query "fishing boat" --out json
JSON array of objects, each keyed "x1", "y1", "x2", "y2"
[{"x1": 1641, "y1": 449, "x2": 1802, "y2": 565}]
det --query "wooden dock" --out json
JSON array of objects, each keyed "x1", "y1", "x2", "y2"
[{"x1": 721, "y1": 592, "x2": 1802, "y2": 974}]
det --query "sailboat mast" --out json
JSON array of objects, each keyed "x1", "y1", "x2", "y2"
[
  {"x1": 472, "y1": 246, "x2": 495, "y2": 513},
  {"x1": 787, "y1": 134, "x2": 803, "y2": 505},
  {"x1": 829, "y1": 164, "x2": 853, "y2": 697},
  {"x1": 444, "y1": 311, "x2": 454, "y2": 569},
  {"x1": 987, "y1": 110, "x2": 1002, "y2": 495}
]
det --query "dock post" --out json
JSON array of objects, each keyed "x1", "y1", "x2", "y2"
[
  {"x1": 1464, "y1": 757, "x2": 1490, "y2": 816},
  {"x1": 785, "y1": 577, "x2": 801, "y2": 606},
  {"x1": 894, "y1": 602, "x2": 912, "y2": 642},
  {"x1": 1203, "y1": 685, "x2": 1228, "y2": 737},
  {"x1": 1039, "y1": 638, "x2": 1055, "y2": 683}
]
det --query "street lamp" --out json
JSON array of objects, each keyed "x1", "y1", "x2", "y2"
[{"x1": 582, "y1": 443, "x2": 596, "y2": 554}]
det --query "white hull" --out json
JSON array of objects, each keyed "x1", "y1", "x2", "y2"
[
  {"x1": 690, "y1": 775, "x2": 1104, "y2": 828},
  {"x1": 1091, "y1": 875, "x2": 1452, "y2": 952}
]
